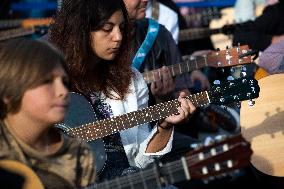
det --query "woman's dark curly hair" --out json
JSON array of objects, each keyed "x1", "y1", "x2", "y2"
[{"x1": 50, "y1": 0, "x2": 133, "y2": 99}]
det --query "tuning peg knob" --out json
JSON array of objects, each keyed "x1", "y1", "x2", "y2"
[
  {"x1": 221, "y1": 105, "x2": 227, "y2": 111},
  {"x1": 204, "y1": 136, "x2": 215, "y2": 146},
  {"x1": 241, "y1": 66, "x2": 247, "y2": 72},
  {"x1": 235, "y1": 102, "x2": 241, "y2": 108},
  {"x1": 214, "y1": 135, "x2": 227, "y2": 142},
  {"x1": 216, "y1": 48, "x2": 220, "y2": 51},
  {"x1": 240, "y1": 71, "x2": 247, "y2": 77},
  {"x1": 190, "y1": 143, "x2": 203, "y2": 150},
  {"x1": 248, "y1": 100, "x2": 255, "y2": 106},
  {"x1": 213, "y1": 80, "x2": 220, "y2": 85},
  {"x1": 227, "y1": 76, "x2": 234, "y2": 81},
  {"x1": 230, "y1": 67, "x2": 236, "y2": 73}
]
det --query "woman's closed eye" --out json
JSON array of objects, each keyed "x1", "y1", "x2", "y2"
[{"x1": 101, "y1": 24, "x2": 114, "y2": 33}]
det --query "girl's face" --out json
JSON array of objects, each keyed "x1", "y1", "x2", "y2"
[
  {"x1": 91, "y1": 10, "x2": 125, "y2": 61},
  {"x1": 16, "y1": 65, "x2": 69, "y2": 125}
]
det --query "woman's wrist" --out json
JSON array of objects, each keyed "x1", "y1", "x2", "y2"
[{"x1": 158, "y1": 119, "x2": 174, "y2": 130}]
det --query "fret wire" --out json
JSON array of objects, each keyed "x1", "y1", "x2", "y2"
[
  {"x1": 194, "y1": 57, "x2": 198, "y2": 69},
  {"x1": 178, "y1": 63, "x2": 182, "y2": 75},
  {"x1": 172, "y1": 64, "x2": 179, "y2": 77},
  {"x1": 203, "y1": 56, "x2": 208, "y2": 67},
  {"x1": 158, "y1": 69, "x2": 161, "y2": 81},
  {"x1": 186, "y1": 59, "x2": 190, "y2": 72},
  {"x1": 170, "y1": 65, "x2": 175, "y2": 77},
  {"x1": 179, "y1": 61, "x2": 187, "y2": 75}
]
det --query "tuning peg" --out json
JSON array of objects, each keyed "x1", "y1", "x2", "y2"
[
  {"x1": 230, "y1": 67, "x2": 236, "y2": 73},
  {"x1": 190, "y1": 143, "x2": 203, "y2": 150},
  {"x1": 248, "y1": 99, "x2": 255, "y2": 106},
  {"x1": 221, "y1": 105, "x2": 227, "y2": 111},
  {"x1": 227, "y1": 76, "x2": 234, "y2": 81},
  {"x1": 226, "y1": 46, "x2": 229, "y2": 50},
  {"x1": 235, "y1": 102, "x2": 241, "y2": 109},
  {"x1": 204, "y1": 136, "x2": 215, "y2": 146},
  {"x1": 241, "y1": 66, "x2": 247, "y2": 72},
  {"x1": 240, "y1": 71, "x2": 247, "y2": 77},
  {"x1": 214, "y1": 135, "x2": 227, "y2": 142},
  {"x1": 213, "y1": 80, "x2": 221, "y2": 85},
  {"x1": 216, "y1": 48, "x2": 220, "y2": 51}
]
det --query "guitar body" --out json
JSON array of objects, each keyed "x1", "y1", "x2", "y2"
[
  {"x1": 57, "y1": 92, "x2": 106, "y2": 174},
  {"x1": 0, "y1": 160, "x2": 44, "y2": 189},
  {"x1": 240, "y1": 74, "x2": 284, "y2": 176}
]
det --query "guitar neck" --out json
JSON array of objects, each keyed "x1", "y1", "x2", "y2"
[
  {"x1": 179, "y1": 27, "x2": 222, "y2": 42},
  {"x1": 69, "y1": 92, "x2": 210, "y2": 141},
  {"x1": 0, "y1": 27, "x2": 35, "y2": 41},
  {"x1": 142, "y1": 55, "x2": 214, "y2": 84},
  {"x1": 0, "y1": 19, "x2": 23, "y2": 29}
]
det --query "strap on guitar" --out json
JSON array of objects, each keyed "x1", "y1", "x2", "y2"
[{"x1": 132, "y1": 18, "x2": 159, "y2": 70}]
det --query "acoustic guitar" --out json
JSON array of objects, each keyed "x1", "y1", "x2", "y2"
[
  {"x1": 0, "y1": 160, "x2": 44, "y2": 189},
  {"x1": 142, "y1": 45, "x2": 252, "y2": 84},
  {"x1": 0, "y1": 134, "x2": 253, "y2": 189},
  {"x1": 240, "y1": 73, "x2": 284, "y2": 176},
  {"x1": 56, "y1": 77, "x2": 259, "y2": 175}
]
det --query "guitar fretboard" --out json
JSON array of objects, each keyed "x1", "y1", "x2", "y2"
[
  {"x1": 178, "y1": 27, "x2": 222, "y2": 42},
  {"x1": 0, "y1": 27, "x2": 34, "y2": 41},
  {"x1": 0, "y1": 19, "x2": 23, "y2": 29},
  {"x1": 142, "y1": 55, "x2": 215, "y2": 84},
  {"x1": 69, "y1": 92, "x2": 210, "y2": 141}
]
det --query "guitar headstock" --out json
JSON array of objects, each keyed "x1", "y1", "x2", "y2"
[
  {"x1": 207, "y1": 45, "x2": 252, "y2": 68},
  {"x1": 208, "y1": 77, "x2": 259, "y2": 105},
  {"x1": 186, "y1": 134, "x2": 252, "y2": 180}
]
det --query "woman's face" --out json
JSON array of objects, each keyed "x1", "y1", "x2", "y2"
[{"x1": 91, "y1": 10, "x2": 125, "y2": 61}]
